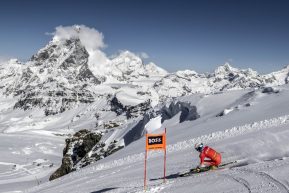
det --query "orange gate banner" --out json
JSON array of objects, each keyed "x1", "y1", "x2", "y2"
[
  {"x1": 144, "y1": 128, "x2": 167, "y2": 190},
  {"x1": 146, "y1": 133, "x2": 166, "y2": 150}
]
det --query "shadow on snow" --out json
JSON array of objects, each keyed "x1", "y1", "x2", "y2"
[{"x1": 90, "y1": 187, "x2": 117, "y2": 193}]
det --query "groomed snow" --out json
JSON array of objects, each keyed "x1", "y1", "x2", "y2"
[{"x1": 16, "y1": 84, "x2": 289, "y2": 193}]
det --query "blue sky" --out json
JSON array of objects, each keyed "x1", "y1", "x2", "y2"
[{"x1": 0, "y1": 0, "x2": 289, "y2": 73}]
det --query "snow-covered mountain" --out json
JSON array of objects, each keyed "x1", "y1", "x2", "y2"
[
  {"x1": 0, "y1": 25, "x2": 289, "y2": 192},
  {"x1": 0, "y1": 26, "x2": 288, "y2": 114},
  {"x1": 153, "y1": 63, "x2": 288, "y2": 97},
  {"x1": 265, "y1": 65, "x2": 289, "y2": 85}
]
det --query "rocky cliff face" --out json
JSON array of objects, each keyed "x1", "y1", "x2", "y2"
[
  {"x1": 110, "y1": 95, "x2": 151, "y2": 119},
  {"x1": 123, "y1": 101, "x2": 200, "y2": 146},
  {"x1": 49, "y1": 129, "x2": 126, "y2": 181},
  {"x1": 49, "y1": 129, "x2": 102, "y2": 181}
]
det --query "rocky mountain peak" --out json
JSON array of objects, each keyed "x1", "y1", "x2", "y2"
[
  {"x1": 213, "y1": 63, "x2": 259, "y2": 82},
  {"x1": 114, "y1": 50, "x2": 143, "y2": 65},
  {"x1": 214, "y1": 63, "x2": 238, "y2": 76},
  {"x1": 104, "y1": 51, "x2": 167, "y2": 82},
  {"x1": 30, "y1": 38, "x2": 88, "y2": 68},
  {"x1": 145, "y1": 62, "x2": 168, "y2": 76},
  {"x1": 267, "y1": 64, "x2": 289, "y2": 85},
  {"x1": 1, "y1": 36, "x2": 106, "y2": 114},
  {"x1": 28, "y1": 37, "x2": 104, "y2": 85},
  {"x1": 110, "y1": 51, "x2": 145, "y2": 77}
]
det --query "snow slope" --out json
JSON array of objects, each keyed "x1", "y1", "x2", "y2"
[{"x1": 23, "y1": 84, "x2": 289, "y2": 193}]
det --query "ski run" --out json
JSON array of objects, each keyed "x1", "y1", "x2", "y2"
[{"x1": 15, "y1": 84, "x2": 289, "y2": 193}]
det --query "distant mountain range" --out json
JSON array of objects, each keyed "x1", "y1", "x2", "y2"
[{"x1": 0, "y1": 26, "x2": 288, "y2": 115}]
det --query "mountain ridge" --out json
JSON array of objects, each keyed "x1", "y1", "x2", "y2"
[{"x1": 1, "y1": 34, "x2": 289, "y2": 113}]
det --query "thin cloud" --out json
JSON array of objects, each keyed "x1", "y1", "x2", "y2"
[
  {"x1": 0, "y1": 56, "x2": 11, "y2": 65},
  {"x1": 50, "y1": 25, "x2": 109, "y2": 68},
  {"x1": 138, "y1": 52, "x2": 149, "y2": 59},
  {"x1": 226, "y1": 58, "x2": 234, "y2": 63},
  {"x1": 52, "y1": 25, "x2": 106, "y2": 50}
]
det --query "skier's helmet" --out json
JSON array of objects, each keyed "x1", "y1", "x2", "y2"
[{"x1": 195, "y1": 143, "x2": 204, "y2": 152}]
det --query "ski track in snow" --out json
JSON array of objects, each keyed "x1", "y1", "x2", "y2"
[
  {"x1": 31, "y1": 113, "x2": 289, "y2": 191},
  {"x1": 257, "y1": 171, "x2": 289, "y2": 193},
  {"x1": 236, "y1": 168, "x2": 289, "y2": 193},
  {"x1": 228, "y1": 175, "x2": 252, "y2": 193},
  {"x1": 215, "y1": 158, "x2": 289, "y2": 193}
]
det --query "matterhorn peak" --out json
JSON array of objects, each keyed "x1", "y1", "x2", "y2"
[{"x1": 50, "y1": 25, "x2": 109, "y2": 68}]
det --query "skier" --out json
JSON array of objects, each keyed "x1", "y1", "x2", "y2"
[{"x1": 194, "y1": 143, "x2": 221, "y2": 171}]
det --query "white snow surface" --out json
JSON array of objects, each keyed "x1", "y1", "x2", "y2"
[
  {"x1": 2, "y1": 84, "x2": 284, "y2": 193},
  {"x1": 115, "y1": 87, "x2": 148, "y2": 106},
  {"x1": 145, "y1": 116, "x2": 162, "y2": 133}
]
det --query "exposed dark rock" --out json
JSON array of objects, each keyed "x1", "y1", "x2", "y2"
[
  {"x1": 262, "y1": 87, "x2": 279, "y2": 94},
  {"x1": 216, "y1": 108, "x2": 235, "y2": 117},
  {"x1": 103, "y1": 121, "x2": 122, "y2": 129},
  {"x1": 75, "y1": 140, "x2": 124, "y2": 169},
  {"x1": 49, "y1": 129, "x2": 102, "y2": 181},
  {"x1": 14, "y1": 98, "x2": 44, "y2": 110},
  {"x1": 49, "y1": 129, "x2": 125, "y2": 180},
  {"x1": 228, "y1": 73, "x2": 236, "y2": 81},
  {"x1": 245, "y1": 103, "x2": 251, "y2": 107},
  {"x1": 110, "y1": 96, "x2": 151, "y2": 119},
  {"x1": 216, "y1": 111, "x2": 225, "y2": 117},
  {"x1": 49, "y1": 155, "x2": 72, "y2": 181},
  {"x1": 110, "y1": 96, "x2": 125, "y2": 116},
  {"x1": 77, "y1": 65, "x2": 102, "y2": 84},
  {"x1": 126, "y1": 100, "x2": 151, "y2": 119},
  {"x1": 104, "y1": 141, "x2": 124, "y2": 157},
  {"x1": 160, "y1": 101, "x2": 200, "y2": 123},
  {"x1": 14, "y1": 89, "x2": 95, "y2": 115}
]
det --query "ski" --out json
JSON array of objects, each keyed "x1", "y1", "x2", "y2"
[
  {"x1": 219, "y1": 160, "x2": 237, "y2": 167},
  {"x1": 179, "y1": 160, "x2": 237, "y2": 177}
]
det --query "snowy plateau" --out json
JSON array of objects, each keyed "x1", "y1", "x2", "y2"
[{"x1": 0, "y1": 25, "x2": 289, "y2": 193}]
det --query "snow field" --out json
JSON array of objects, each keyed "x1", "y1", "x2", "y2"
[
  {"x1": 25, "y1": 111, "x2": 289, "y2": 193},
  {"x1": 1, "y1": 85, "x2": 289, "y2": 192}
]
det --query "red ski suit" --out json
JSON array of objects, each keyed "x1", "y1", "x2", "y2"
[{"x1": 199, "y1": 146, "x2": 221, "y2": 167}]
